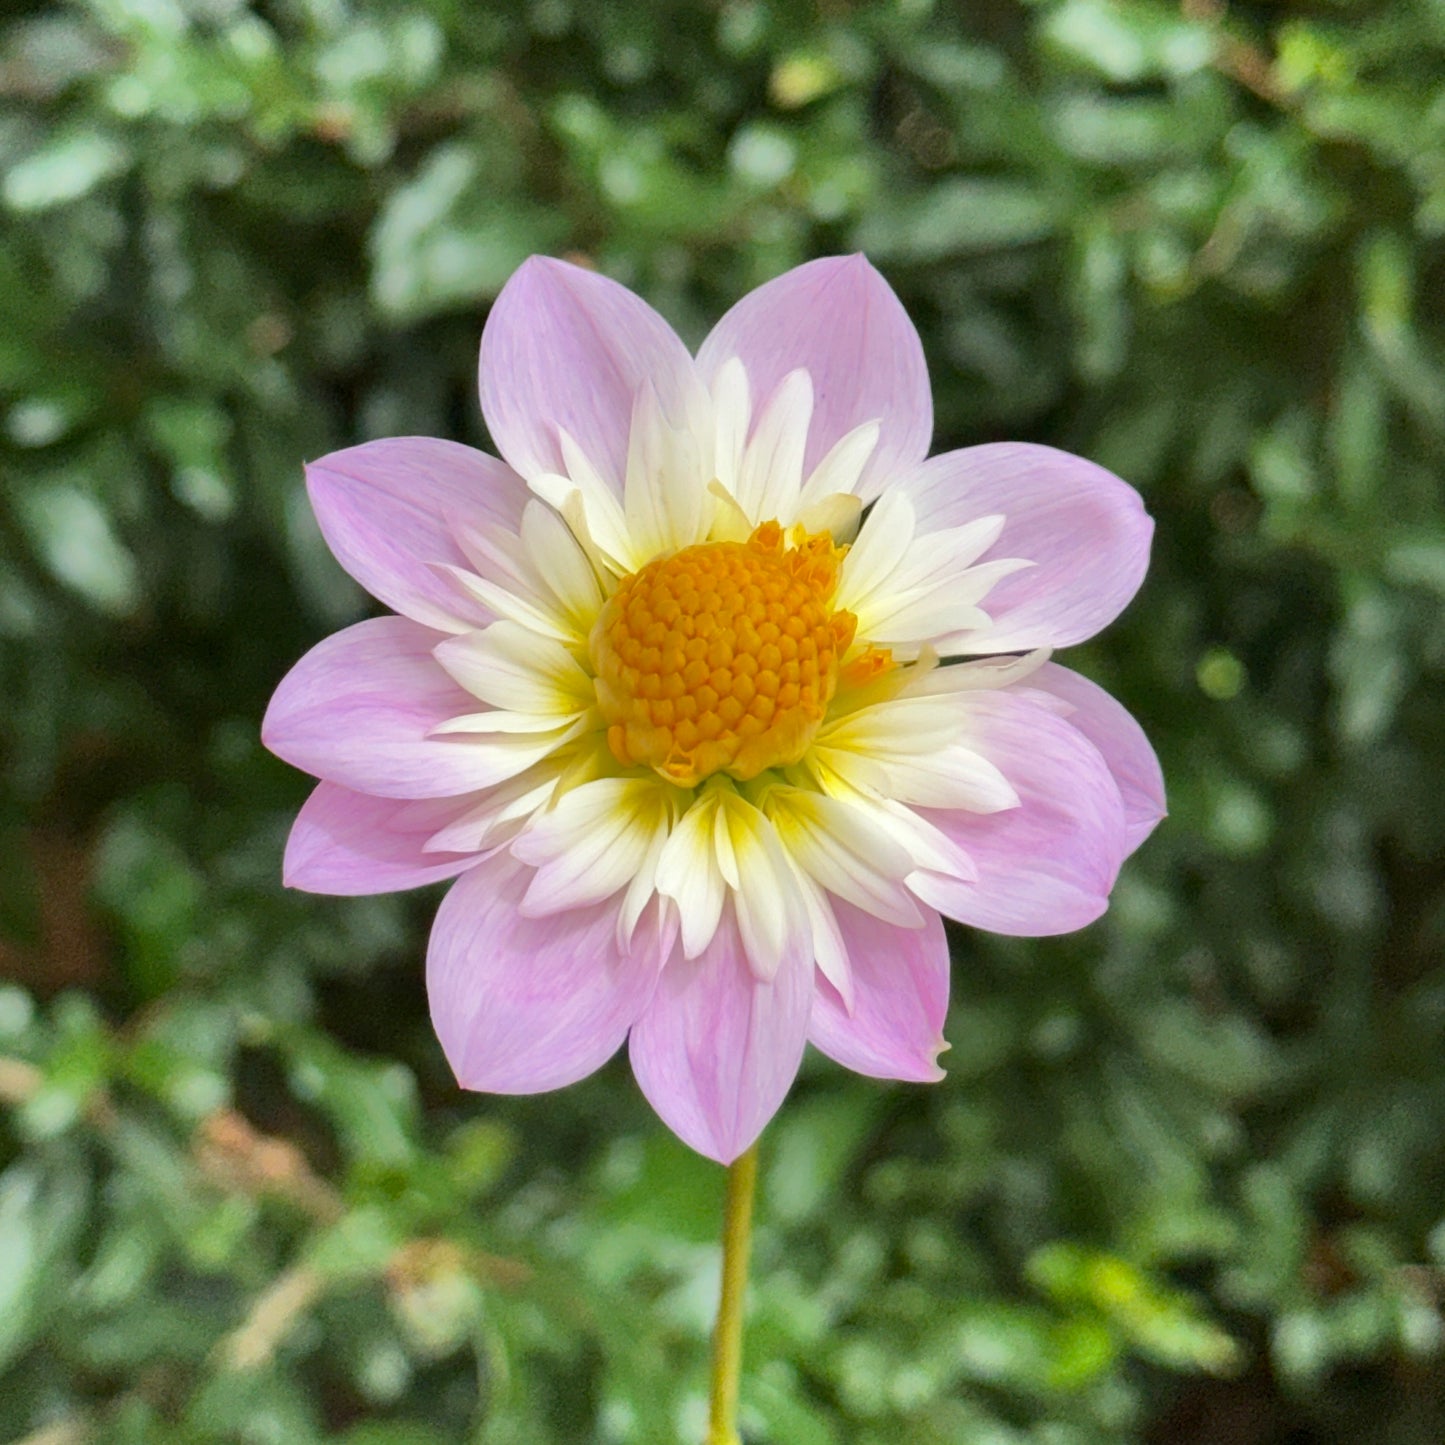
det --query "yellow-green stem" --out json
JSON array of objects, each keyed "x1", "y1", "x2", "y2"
[{"x1": 706, "y1": 1141, "x2": 759, "y2": 1445}]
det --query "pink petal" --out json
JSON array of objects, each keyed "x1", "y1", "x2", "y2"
[
  {"x1": 262, "y1": 616, "x2": 504, "y2": 799},
  {"x1": 629, "y1": 906, "x2": 812, "y2": 1164},
  {"x1": 427, "y1": 851, "x2": 665, "y2": 1094},
  {"x1": 695, "y1": 255, "x2": 932, "y2": 501},
  {"x1": 306, "y1": 438, "x2": 528, "y2": 632},
  {"x1": 808, "y1": 901, "x2": 950, "y2": 1083},
  {"x1": 284, "y1": 782, "x2": 483, "y2": 895},
  {"x1": 479, "y1": 256, "x2": 700, "y2": 489},
  {"x1": 903, "y1": 443, "x2": 1153, "y2": 651},
  {"x1": 1025, "y1": 663, "x2": 1165, "y2": 855},
  {"x1": 911, "y1": 692, "x2": 1128, "y2": 936}
]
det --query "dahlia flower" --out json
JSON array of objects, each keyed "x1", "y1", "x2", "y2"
[{"x1": 263, "y1": 255, "x2": 1163, "y2": 1164}]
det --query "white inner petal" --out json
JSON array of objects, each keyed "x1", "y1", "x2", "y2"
[
  {"x1": 797, "y1": 420, "x2": 880, "y2": 512},
  {"x1": 654, "y1": 788, "x2": 728, "y2": 959},
  {"x1": 519, "y1": 501, "x2": 603, "y2": 633},
  {"x1": 812, "y1": 695, "x2": 1021, "y2": 814},
  {"x1": 623, "y1": 382, "x2": 710, "y2": 562},
  {"x1": 423, "y1": 766, "x2": 565, "y2": 855},
  {"x1": 434, "y1": 621, "x2": 593, "y2": 715},
  {"x1": 513, "y1": 776, "x2": 675, "y2": 917},
  {"x1": 907, "y1": 648, "x2": 1052, "y2": 696},
  {"x1": 733, "y1": 368, "x2": 813, "y2": 525},
  {"x1": 783, "y1": 859, "x2": 854, "y2": 1010},
  {"x1": 837, "y1": 491, "x2": 1034, "y2": 658},
  {"x1": 440, "y1": 562, "x2": 579, "y2": 646},
  {"x1": 711, "y1": 356, "x2": 751, "y2": 496},
  {"x1": 764, "y1": 786, "x2": 923, "y2": 928}
]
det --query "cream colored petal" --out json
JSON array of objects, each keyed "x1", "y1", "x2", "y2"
[
  {"x1": 808, "y1": 786, "x2": 980, "y2": 885},
  {"x1": 796, "y1": 490, "x2": 863, "y2": 544},
  {"x1": 733, "y1": 833, "x2": 807, "y2": 985},
  {"x1": 433, "y1": 621, "x2": 593, "y2": 714},
  {"x1": 525, "y1": 426, "x2": 639, "y2": 573},
  {"x1": 423, "y1": 766, "x2": 564, "y2": 854},
  {"x1": 453, "y1": 517, "x2": 539, "y2": 600},
  {"x1": 838, "y1": 497, "x2": 1043, "y2": 656},
  {"x1": 623, "y1": 383, "x2": 709, "y2": 561},
  {"x1": 428, "y1": 710, "x2": 593, "y2": 736},
  {"x1": 513, "y1": 776, "x2": 674, "y2": 916},
  {"x1": 765, "y1": 786, "x2": 922, "y2": 927},
  {"x1": 410, "y1": 720, "x2": 584, "y2": 792},
  {"x1": 814, "y1": 695, "x2": 1020, "y2": 812},
  {"x1": 783, "y1": 858, "x2": 854, "y2": 1011},
  {"x1": 715, "y1": 789, "x2": 810, "y2": 983},
  {"x1": 818, "y1": 694, "x2": 967, "y2": 754},
  {"x1": 519, "y1": 501, "x2": 603, "y2": 633},
  {"x1": 711, "y1": 356, "x2": 750, "y2": 496},
  {"x1": 835, "y1": 488, "x2": 914, "y2": 612},
  {"x1": 655, "y1": 789, "x2": 727, "y2": 959},
  {"x1": 734, "y1": 368, "x2": 812, "y2": 524},
  {"x1": 845, "y1": 740, "x2": 1017, "y2": 813},
  {"x1": 439, "y1": 565, "x2": 581, "y2": 645},
  {"x1": 710, "y1": 790, "x2": 741, "y2": 891},
  {"x1": 616, "y1": 793, "x2": 679, "y2": 952},
  {"x1": 903, "y1": 649, "x2": 1053, "y2": 696},
  {"x1": 796, "y1": 420, "x2": 879, "y2": 512},
  {"x1": 704, "y1": 479, "x2": 756, "y2": 543}
]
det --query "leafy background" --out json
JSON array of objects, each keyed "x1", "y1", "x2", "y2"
[{"x1": 2, "y1": 0, "x2": 1443, "y2": 1441}]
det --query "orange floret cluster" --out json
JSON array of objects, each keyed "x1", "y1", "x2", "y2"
[{"x1": 591, "y1": 521, "x2": 857, "y2": 787}]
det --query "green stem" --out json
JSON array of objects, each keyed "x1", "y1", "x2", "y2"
[{"x1": 707, "y1": 1141, "x2": 760, "y2": 1445}]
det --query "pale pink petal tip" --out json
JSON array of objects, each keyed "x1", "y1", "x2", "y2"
[
  {"x1": 809, "y1": 903, "x2": 951, "y2": 1083},
  {"x1": 426, "y1": 853, "x2": 664, "y2": 1095},
  {"x1": 261, "y1": 616, "x2": 509, "y2": 800},
  {"x1": 629, "y1": 909, "x2": 812, "y2": 1164},
  {"x1": 1027, "y1": 663, "x2": 1165, "y2": 855},
  {"x1": 479, "y1": 256, "x2": 700, "y2": 489},
  {"x1": 305, "y1": 437, "x2": 527, "y2": 633},
  {"x1": 906, "y1": 442, "x2": 1153, "y2": 651},
  {"x1": 696, "y1": 254, "x2": 932, "y2": 500},
  {"x1": 284, "y1": 782, "x2": 481, "y2": 895},
  {"x1": 913, "y1": 692, "x2": 1129, "y2": 937}
]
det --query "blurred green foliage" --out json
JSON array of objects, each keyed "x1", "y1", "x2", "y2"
[{"x1": 2, "y1": 0, "x2": 1443, "y2": 1440}]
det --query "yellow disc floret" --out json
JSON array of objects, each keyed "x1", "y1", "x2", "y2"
[{"x1": 591, "y1": 521, "x2": 857, "y2": 787}]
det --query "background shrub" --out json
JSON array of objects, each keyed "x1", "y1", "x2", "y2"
[{"x1": 1, "y1": 1, "x2": 1442, "y2": 1440}]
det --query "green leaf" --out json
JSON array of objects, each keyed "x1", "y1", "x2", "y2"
[
  {"x1": 3, "y1": 129, "x2": 128, "y2": 212},
  {"x1": 307, "y1": 1207, "x2": 404, "y2": 1283},
  {"x1": 1028, "y1": 1244, "x2": 1241, "y2": 1374},
  {"x1": 370, "y1": 145, "x2": 568, "y2": 323},
  {"x1": 0, "y1": 1158, "x2": 88, "y2": 1371},
  {"x1": 854, "y1": 178, "x2": 1057, "y2": 261},
  {"x1": 1043, "y1": 0, "x2": 1215, "y2": 83},
  {"x1": 15, "y1": 482, "x2": 140, "y2": 616}
]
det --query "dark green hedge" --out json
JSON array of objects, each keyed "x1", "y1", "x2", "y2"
[{"x1": 1, "y1": 1, "x2": 1442, "y2": 1441}]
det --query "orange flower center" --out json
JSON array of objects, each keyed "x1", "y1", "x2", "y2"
[{"x1": 591, "y1": 521, "x2": 857, "y2": 787}]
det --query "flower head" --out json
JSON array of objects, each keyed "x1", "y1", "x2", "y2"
[{"x1": 263, "y1": 256, "x2": 1164, "y2": 1163}]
